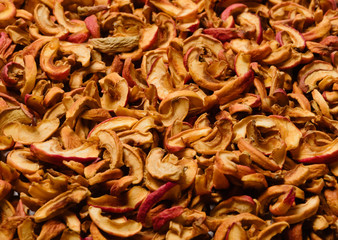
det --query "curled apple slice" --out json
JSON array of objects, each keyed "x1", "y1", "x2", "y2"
[
  {"x1": 152, "y1": 206, "x2": 184, "y2": 231},
  {"x1": 88, "y1": 206, "x2": 142, "y2": 237},
  {"x1": 34, "y1": 3, "x2": 68, "y2": 37},
  {"x1": 6, "y1": 148, "x2": 40, "y2": 174},
  {"x1": 30, "y1": 138, "x2": 101, "y2": 165},
  {"x1": 99, "y1": 73, "x2": 129, "y2": 111},
  {"x1": 34, "y1": 186, "x2": 90, "y2": 223},
  {"x1": 88, "y1": 186, "x2": 148, "y2": 213},
  {"x1": 273, "y1": 196, "x2": 320, "y2": 224},
  {"x1": 84, "y1": 15, "x2": 100, "y2": 38},
  {"x1": 220, "y1": 3, "x2": 248, "y2": 21},
  {"x1": 291, "y1": 132, "x2": 338, "y2": 164},
  {"x1": 0, "y1": 0, "x2": 16, "y2": 28},
  {"x1": 122, "y1": 144, "x2": 143, "y2": 184},
  {"x1": 3, "y1": 118, "x2": 59, "y2": 145},
  {"x1": 54, "y1": 1, "x2": 88, "y2": 34},
  {"x1": 273, "y1": 24, "x2": 306, "y2": 51},
  {"x1": 39, "y1": 38, "x2": 71, "y2": 81},
  {"x1": 1, "y1": 61, "x2": 24, "y2": 87},
  {"x1": 137, "y1": 181, "x2": 177, "y2": 224},
  {"x1": 211, "y1": 195, "x2": 256, "y2": 217},
  {"x1": 237, "y1": 12, "x2": 263, "y2": 44},
  {"x1": 146, "y1": 148, "x2": 183, "y2": 182},
  {"x1": 257, "y1": 222, "x2": 289, "y2": 240}
]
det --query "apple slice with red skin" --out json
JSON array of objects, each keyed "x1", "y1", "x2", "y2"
[
  {"x1": 211, "y1": 195, "x2": 256, "y2": 217},
  {"x1": 299, "y1": 69, "x2": 338, "y2": 93},
  {"x1": 203, "y1": 28, "x2": 245, "y2": 42},
  {"x1": 30, "y1": 138, "x2": 101, "y2": 165},
  {"x1": 291, "y1": 135, "x2": 338, "y2": 164},
  {"x1": 0, "y1": 0, "x2": 16, "y2": 28},
  {"x1": 140, "y1": 25, "x2": 159, "y2": 51},
  {"x1": 220, "y1": 3, "x2": 248, "y2": 21},
  {"x1": 152, "y1": 206, "x2": 184, "y2": 231},
  {"x1": 273, "y1": 24, "x2": 306, "y2": 51},
  {"x1": 137, "y1": 182, "x2": 177, "y2": 224},
  {"x1": 40, "y1": 38, "x2": 71, "y2": 81},
  {"x1": 237, "y1": 12, "x2": 263, "y2": 44},
  {"x1": 84, "y1": 15, "x2": 100, "y2": 38},
  {"x1": 1, "y1": 62, "x2": 24, "y2": 87},
  {"x1": 225, "y1": 222, "x2": 248, "y2": 240}
]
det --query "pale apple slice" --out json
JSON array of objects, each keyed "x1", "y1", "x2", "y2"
[
  {"x1": 211, "y1": 195, "x2": 256, "y2": 217},
  {"x1": 168, "y1": 43, "x2": 190, "y2": 88},
  {"x1": 89, "y1": 206, "x2": 142, "y2": 237},
  {"x1": 99, "y1": 72, "x2": 129, "y2": 111},
  {"x1": 0, "y1": 0, "x2": 16, "y2": 28},
  {"x1": 256, "y1": 222, "x2": 289, "y2": 240},
  {"x1": 30, "y1": 138, "x2": 101, "y2": 165},
  {"x1": 235, "y1": 52, "x2": 251, "y2": 76},
  {"x1": 88, "y1": 116, "x2": 138, "y2": 138},
  {"x1": 3, "y1": 118, "x2": 59, "y2": 145},
  {"x1": 122, "y1": 144, "x2": 143, "y2": 184},
  {"x1": 262, "y1": 45, "x2": 292, "y2": 65},
  {"x1": 0, "y1": 135, "x2": 14, "y2": 150}
]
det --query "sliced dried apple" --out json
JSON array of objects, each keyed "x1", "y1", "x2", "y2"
[
  {"x1": 6, "y1": 148, "x2": 39, "y2": 174},
  {"x1": 3, "y1": 118, "x2": 59, "y2": 145},
  {"x1": 30, "y1": 138, "x2": 101, "y2": 165},
  {"x1": 88, "y1": 206, "x2": 142, "y2": 237}
]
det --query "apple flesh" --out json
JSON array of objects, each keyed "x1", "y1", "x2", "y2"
[
  {"x1": 220, "y1": 3, "x2": 248, "y2": 21},
  {"x1": 152, "y1": 206, "x2": 184, "y2": 231}
]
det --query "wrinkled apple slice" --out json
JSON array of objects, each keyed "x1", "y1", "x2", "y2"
[
  {"x1": 146, "y1": 57, "x2": 174, "y2": 99},
  {"x1": 237, "y1": 12, "x2": 263, "y2": 44},
  {"x1": 273, "y1": 24, "x2": 306, "y2": 51},
  {"x1": 137, "y1": 181, "x2": 177, "y2": 224},
  {"x1": 152, "y1": 206, "x2": 184, "y2": 231},
  {"x1": 146, "y1": 148, "x2": 183, "y2": 182},
  {"x1": 299, "y1": 69, "x2": 338, "y2": 93},
  {"x1": 122, "y1": 144, "x2": 143, "y2": 184},
  {"x1": 257, "y1": 222, "x2": 289, "y2": 240},
  {"x1": 99, "y1": 73, "x2": 129, "y2": 111},
  {"x1": 34, "y1": 186, "x2": 90, "y2": 223},
  {"x1": 84, "y1": 15, "x2": 100, "y2": 38},
  {"x1": 203, "y1": 28, "x2": 245, "y2": 42},
  {"x1": 59, "y1": 42, "x2": 92, "y2": 67},
  {"x1": 30, "y1": 138, "x2": 101, "y2": 165},
  {"x1": 88, "y1": 186, "x2": 148, "y2": 213},
  {"x1": 1, "y1": 61, "x2": 23, "y2": 87},
  {"x1": 40, "y1": 38, "x2": 71, "y2": 81},
  {"x1": 3, "y1": 118, "x2": 59, "y2": 145},
  {"x1": 235, "y1": 52, "x2": 251, "y2": 76},
  {"x1": 34, "y1": 3, "x2": 68, "y2": 37},
  {"x1": 140, "y1": 25, "x2": 159, "y2": 51},
  {"x1": 291, "y1": 133, "x2": 338, "y2": 164},
  {"x1": 273, "y1": 196, "x2": 320, "y2": 224},
  {"x1": 0, "y1": 0, "x2": 16, "y2": 28},
  {"x1": 6, "y1": 148, "x2": 40, "y2": 174},
  {"x1": 0, "y1": 135, "x2": 14, "y2": 150},
  {"x1": 88, "y1": 116, "x2": 138, "y2": 138},
  {"x1": 89, "y1": 206, "x2": 142, "y2": 237},
  {"x1": 211, "y1": 195, "x2": 256, "y2": 217}
]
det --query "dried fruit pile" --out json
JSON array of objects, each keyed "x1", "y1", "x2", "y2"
[{"x1": 0, "y1": 0, "x2": 338, "y2": 239}]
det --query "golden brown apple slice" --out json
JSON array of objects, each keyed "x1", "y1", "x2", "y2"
[
  {"x1": 0, "y1": 135, "x2": 14, "y2": 151},
  {"x1": 34, "y1": 186, "x2": 90, "y2": 223},
  {"x1": 3, "y1": 118, "x2": 59, "y2": 145},
  {"x1": 257, "y1": 222, "x2": 289, "y2": 240},
  {"x1": 88, "y1": 206, "x2": 142, "y2": 237},
  {"x1": 6, "y1": 148, "x2": 40, "y2": 174},
  {"x1": 39, "y1": 38, "x2": 71, "y2": 81},
  {"x1": 146, "y1": 148, "x2": 183, "y2": 182},
  {"x1": 88, "y1": 186, "x2": 148, "y2": 213},
  {"x1": 30, "y1": 138, "x2": 101, "y2": 165},
  {"x1": 99, "y1": 72, "x2": 129, "y2": 111},
  {"x1": 139, "y1": 24, "x2": 159, "y2": 51},
  {"x1": 211, "y1": 195, "x2": 256, "y2": 217},
  {"x1": 88, "y1": 116, "x2": 138, "y2": 138},
  {"x1": 122, "y1": 144, "x2": 143, "y2": 184},
  {"x1": 0, "y1": 0, "x2": 16, "y2": 28}
]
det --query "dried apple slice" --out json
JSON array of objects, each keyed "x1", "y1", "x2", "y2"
[
  {"x1": 34, "y1": 186, "x2": 90, "y2": 223},
  {"x1": 146, "y1": 148, "x2": 183, "y2": 182},
  {"x1": 122, "y1": 144, "x2": 143, "y2": 184},
  {"x1": 0, "y1": 0, "x2": 16, "y2": 28},
  {"x1": 88, "y1": 206, "x2": 142, "y2": 237},
  {"x1": 237, "y1": 12, "x2": 263, "y2": 44},
  {"x1": 220, "y1": 3, "x2": 248, "y2": 21},
  {"x1": 39, "y1": 38, "x2": 71, "y2": 81},
  {"x1": 139, "y1": 25, "x2": 159, "y2": 51},
  {"x1": 152, "y1": 206, "x2": 184, "y2": 231},
  {"x1": 6, "y1": 148, "x2": 40, "y2": 174},
  {"x1": 30, "y1": 138, "x2": 101, "y2": 165},
  {"x1": 3, "y1": 118, "x2": 59, "y2": 145},
  {"x1": 146, "y1": 57, "x2": 174, "y2": 100},
  {"x1": 273, "y1": 24, "x2": 306, "y2": 51},
  {"x1": 88, "y1": 186, "x2": 148, "y2": 213},
  {"x1": 88, "y1": 116, "x2": 138, "y2": 138},
  {"x1": 137, "y1": 181, "x2": 177, "y2": 224},
  {"x1": 99, "y1": 73, "x2": 129, "y2": 111},
  {"x1": 257, "y1": 222, "x2": 289, "y2": 240}
]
